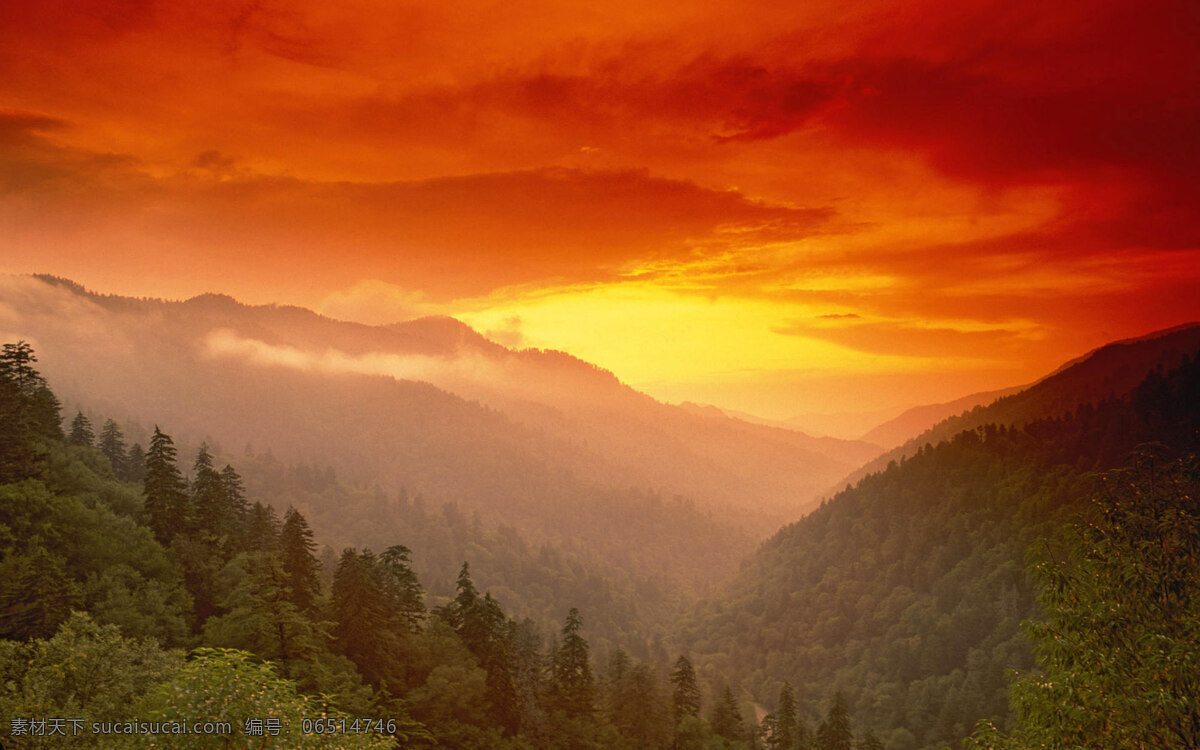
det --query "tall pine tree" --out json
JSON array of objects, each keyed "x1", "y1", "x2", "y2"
[
  {"x1": 68, "y1": 410, "x2": 94, "y2": 447},
  {"x1": 280, "y1": 507, "x2": 321, "y2": 613},
  {"x1": 191, "y1": 444, "x2": 226, "y2": 544},
  {"x1": 549, "y1": 607, "x2": 595, "y2": 720},
  {"x1": 671, "y1": 654, "x2": 702, "y2": 728},
  {"x1": 143, "y1": 426, "x2": 191, "y2": 545},
  {"x1": 98, "y1": 418, "x2": 126, "y2": 475},
  {"x1": 710, "y1": 686, "x2": 745, "y2": 745},
  {"x1": 816, "y1": 692, "x2": 853, "y2": 750}
]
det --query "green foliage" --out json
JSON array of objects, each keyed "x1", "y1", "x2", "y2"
[
  {"x1": 0, "y1": 612, "x2": 183, "y2": 748},
  {"x1": 123, "y1": 442, "x2": 145, "y2": 483},
  {"x1": 967, "y1": 450, "x2": 1200, "y2": 749},
  {"x1": 682, "y1": 352, "x2": 1200, "y2": 749},
  {"x1": 136, "y1": 648, "x2": 410, "y2": 748},
  {"x1": 83, "y1": 564, "x2": 190, "y2": 643},
  {"x1": 0, "y1": 544, "x2": 83, "y2": 639},
  {"x1": 763, "y1": 682, "x2": 803, "y2": 750}
]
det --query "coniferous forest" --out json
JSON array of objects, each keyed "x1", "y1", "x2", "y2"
[{"x1": 1, "y1": 324, "x2": 1198, "y2": 749}]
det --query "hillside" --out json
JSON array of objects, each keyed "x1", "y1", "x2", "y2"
[
  {"x1": 858, "y1": 385, "x2": 1024, "y2": 449},
  {"x1": 679, "y1": 340, "x2": 1200, "y2": 748},
  {"x1": 4, "y1": 274, "x2": 876, "y2": 530},
  {"x1": 836, "y1": 322, "x2": 1200, "y2": 490}
]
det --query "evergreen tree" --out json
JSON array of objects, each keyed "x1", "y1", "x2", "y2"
[
  {"x1": 220, "y1": 464, "x2": 250, "y2": 537},
  {"x1": 204, "y1": 552, "x2": 321, "y2": 666},
  {"x1": 671, "y1": 655, "x2": 702, "y2": 728},
  {"x1": 0, "y1": 341, "x2": 59, "y2": 481},
  {"x1": 124, "y1": 442, "x2": 146, "y2": 483},
  {"x1": 773, "y1": 682, "x2": 801, "y2": 750},
  {"x1": 549, "y1": 607, "x2": 595, "y2": 720},
  {"x1": 606, "y1": 649, "x2": 670, "y2": 748},
  {"x1": 816, "y1": 693, "x2": 853, "y2": 750},
  {"x1": 246, "y1": 502, "x2": 281, "y2": 552},
  {"x1": 378, "y1": 545, "x2": 424, "y2": 631},
  {"x1": 68, "y1": 410, "x2": 94, "y2": 447},
  {"x1": 191, "y1": 444, "x2": 226, "y2": 544},
  {"x1": 331, "y1": 547, "x2": 425, "y2": 696},
  {"x1": 0, "y1": 341, "x2": 42, "y2": 395},
  {"x1": 0, "y1": 545, "x2": 84, "y2": 640},
  {"x1": 856, "y1": 729, "x2": 884, "y2": 750},
  {"x1": 280, "y1": 507, "x2": 321, "y2": 613},
  {"x1": 143, "y1": 426, "x2": 191, "y2": 545},
  {"x1": 510, "y1": 617, "x2": 550, "y2": 744},
  {"x1": 439, "y1": 562, "x2": 518, "y2": 734},
  {"x1": 98, "y1": 418, "x2": 126, "y2": 475},
  {"x1": 709, "y1": 686, "x2": 745, "y2": 746}
]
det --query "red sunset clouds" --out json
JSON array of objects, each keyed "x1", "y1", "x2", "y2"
[{"x1": 1, "y1": 0, "x2": 1196, "y2": 416}]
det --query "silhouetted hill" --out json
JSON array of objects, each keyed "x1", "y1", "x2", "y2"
[
  {"x1": 858, "y1": 385, "x2": 1025, "y2": 449},
  {"x1": 836, "y1": 322, "x2": 1200, "y2": 490}
]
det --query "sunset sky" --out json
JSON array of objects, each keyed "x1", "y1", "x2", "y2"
[{"x1": 1, "y1": 0, "x2": 1197, "y2": 419}]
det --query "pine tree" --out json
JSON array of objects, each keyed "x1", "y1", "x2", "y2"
[
  {"x1": 549, "y1": 607, "x2": 595, "y2": 720},
  {"x1": 439, "y1": 562, "x2": 517, "y2": 733},
  {"x1": 124, "y1": 442, "x2": 146, "y2": 483},
  {"x1": 671, "y1": 655, "x2": 702, "y2": 728},
  {"x1": 245, "y1": 502, "x2": 281, "y2": 552},
  {"x1": 606, "y1": 650, "x2": 669, "y2": 748},
  {"x1": 331, "y1": 548, "x2": 413, "y2": 692},
  {"x1": 98, "y1": 419, "x2": 126, "y2": 475},
  {"x1": 143, "y1": 426, "x2": 191, "y2": 545},
  {"x1": 191, "y1": 444, "x2": 226, "y2": 544},
  {"x1": 816, "y1": 693, "x2": 853, "y2": 750},
  {"x1": 775, "y1": 682, "x2": 801, "y2": 750},
  {"x1": 378, "y1": 545, "x2": 424, "y2": 631},
  {"x1": 0, "y1": 341, "x2": 41, "y2": 394},
  {"x1": 280, "y1": 507, "x2": 321, "y2": 613},
  {"x1": 68, "y1": 410, "x2": 94, "y2": 447},
  {"x1": 0, "y1": 341, "x2": 59, "y2": 481},
  {"x1": 710, "y1": 686, "x2": 745, "y2": 745}
]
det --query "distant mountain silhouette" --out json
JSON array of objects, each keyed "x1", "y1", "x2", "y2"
[
  {"x1": 834, "y1": 321, "x2": 1200, "y2": 491},
  {"x1": 858, "y1": 385, "x2": 1026, "y2": 449},
  {"x1": 6, "y1": 275, "x2": 874, "y2": 536}
]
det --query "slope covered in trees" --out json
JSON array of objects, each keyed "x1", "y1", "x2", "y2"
[
  {"x1": 680, "y1": 348, "x2": 1200, "y2": 749},
  {"x1": 0, "y1": 340, "x2": 796, "y2": 749},
  {"x1": 840, "y1": 323, "x2": 1200, "y2": 489}
]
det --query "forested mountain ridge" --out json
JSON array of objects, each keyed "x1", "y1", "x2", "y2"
[
  {"x1": 837, "y1": 322, "x2": 1200, "y2": 490},
  {"x1": 5, "y1": 273, "x2": 876, "y2": 531},
  {"x1": 680, "y1": 344, "x2": 1200, "y2": 749}
]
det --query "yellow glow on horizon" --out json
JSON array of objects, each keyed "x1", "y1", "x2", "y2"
[{"x1": 457, "y1": 283, "x2": 936, "y2": 387}]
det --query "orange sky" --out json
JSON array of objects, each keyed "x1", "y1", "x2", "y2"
[{"x1": 1, "y1": 0, "x2": 1197, "y2": 419}]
